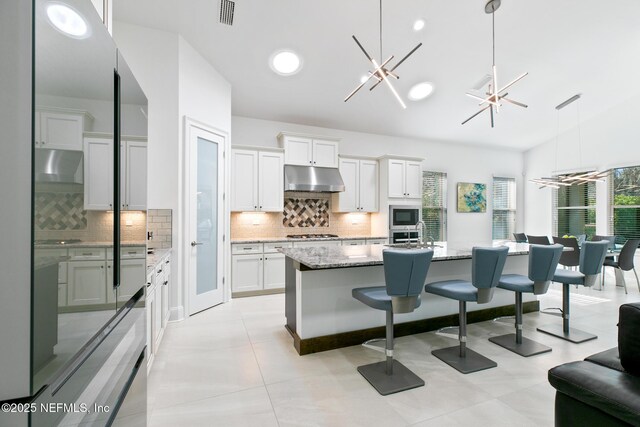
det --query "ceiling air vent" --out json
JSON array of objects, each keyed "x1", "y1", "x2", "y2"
[{"x1": 219, "y1": 0, "x2": 235, "y2": 26}]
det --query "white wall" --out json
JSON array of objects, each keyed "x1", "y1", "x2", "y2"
[
  {"x1": 114, "y1": 23, "x2": 231, "y2": 320},
  {"x1": 232, "y1": 116, "x2": 525, "y2": 246},
  {"x1": 524, "y1": 94, "x2": 640, "y2": 236}
]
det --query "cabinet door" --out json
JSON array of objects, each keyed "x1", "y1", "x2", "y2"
[
  {"x1": 58, "y1": 284, "x2": 67, "y2": 307},
  {"x1": 283, "y1": 136, "x2": 313, "y2": 166},
  {"x1": 405, "y1": 161, "x2": 422, "y2": 199},
  {"x1": 154, "y1": 285, "x2": 163, "y2": 347},
  {"x1": 124, "y1": 140, "x2": 147, "y2": 210},
  {"x1": 334, "y1": 158, "x2": 359, "y2": 212},
  {"x1": 231, "y1": 254, "x2": 263, "y2": 292},
  {"x1": 359, "y1": 160, "x2": 379, "y2": 212},
  {"x1": 258, "y1": 151, "x2": 284, "y2": 212},
  {"x1": 293, "y1": 240, "x2": 342, "y2": 248},
  {"x1": 146, "y1": 287, "x2": 154, "y2": 366},
  {"x1": 34, "y1": 112, "x2": 41, "y2": 147},
  {"x1": 388, "y1": 160, "x2": 406, "y2": 198},
  {"x1": 84, "y1": 137, "x2": 114, "y2": 210},
  {"x1": 67, "y1": 260, "x2": 107, "y2": 305},
  {"x1": 342, "y1": 240, "x2": 366, "y2": 246},
  {"x1": 108, "y1": 259, "x2": 145, "y2": 303},
  {"x1": 161, "y1": 276, "x2": 169, "y2": 328},
  {"x1": 312, "y1": 139, "x2": 339, "y2": 168},
  {"x1": 263, "y1": 253, "x2": 285, "y2": 290},
  {"x1": 106, "y1": 260, "x2": 116, "y2": 303},
  {"x1": 230, "y1": 149, "x2": 258, "y2": 211},
  {"x1": 39, "y1": 111, "x2": 84, "y2": 150}
]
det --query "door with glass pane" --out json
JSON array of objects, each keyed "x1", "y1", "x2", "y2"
[{"x1": 188, "y1": 123, "x2": 225, "y2": 314}]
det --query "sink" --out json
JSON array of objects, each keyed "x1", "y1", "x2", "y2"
[{"x1": 385, "y1": 243, "x2": 443, "y2": 249}]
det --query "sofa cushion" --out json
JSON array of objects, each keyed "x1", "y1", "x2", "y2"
[
  {"x1": 548, "y1": 361, "x2": 640, "y2": 426},
  {"x1": 586, "y1": 348, "x2": 625, "y2": 373},
  {"x1": 619, "y1": 303, "x2": 640, "y2": 376}
]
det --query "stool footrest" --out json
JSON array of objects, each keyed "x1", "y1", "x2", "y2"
[
  {"x1": 362, "y1": 338, "x2": 386, "y2": 353},
  {"x1": 431, "y1": 346, "x2": 497, "y2": 374},
  {"x1": 357, "y1": 360, "x2": 425, "y2": 395}
]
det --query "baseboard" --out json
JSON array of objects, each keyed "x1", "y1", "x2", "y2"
[
  {"x1": 232, "y1": 288, "x2": 285, "y2": 298},
  {"x1": 168, "y1": 305, "x2": 184, "y2": 322},
  {"x1": 288, "y1": 300, "x2": 540, "y2": 355}
]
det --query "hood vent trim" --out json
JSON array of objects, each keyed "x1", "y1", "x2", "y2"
[
  {"x1": 35, "y1": 149, "x2": 83, "y2": 184},
  {"x1": 284, "y1": 165, "x2": 345, "y2": 193}
]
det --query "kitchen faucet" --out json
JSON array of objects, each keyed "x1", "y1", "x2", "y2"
[{"x1": 415, "y1": 220, "x2": 426, "y2": 245}]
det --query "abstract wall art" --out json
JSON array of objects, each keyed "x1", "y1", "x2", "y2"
[{"x1": 457, "y1": 182, "x2": 487, "y2": 213}]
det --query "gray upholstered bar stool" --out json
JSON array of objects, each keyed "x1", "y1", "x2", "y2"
[
  {"x1": 489, "y1": 244, "x2": 563, "y2": 357},
  {"x1": 553, "y1": 236, "x2": 580, "y2": 269},
  {"x1": 352, "y1": 248, "x2": 433, "y2": 395},
  {"x1": 537, "y1": 240, "x2": 609, "y2": 343},
  {"x1": 424, "y1": 246, "x2": 509, "y2": 374}
]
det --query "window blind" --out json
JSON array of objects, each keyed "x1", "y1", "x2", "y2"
[
  {"x1": 611, "y1": 166, "x2": 640, "y2": 242},
  {"x1": 422, "y1": 171, "x2": 447, "y2": 242},
  {"x1": 553, "y1": 176, "x2": 596, "y2": 239},
  {"x1": 492, "y1": 177, "x2": 516, "y2": 240}
]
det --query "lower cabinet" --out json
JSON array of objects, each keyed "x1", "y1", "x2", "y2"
[
  {"x1": 231, "y1": 254, "x2": 263, "y2": 293},
  {"x1": 67, "y1": 260, "x2": 107, "y2": 306},
  {"x1": 146, "y1": 251, "x2": 172, "y2": 373},
  {"x1": 263, "y1": 253, "x2": 286, "y2": 290}
]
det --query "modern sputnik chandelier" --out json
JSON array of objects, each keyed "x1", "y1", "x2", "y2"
[
  {"x1": 530, "y1": 94, "x2": 609, "y2": 189},
  {"x1": 344, "y1": 0, "x2": 422, "y2": 109},
  {"x1": 462, "y1": 0, "x2": 528, "y2": 127}
]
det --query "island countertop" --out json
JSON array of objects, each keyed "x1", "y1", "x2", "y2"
[{"x1": 280, "y1": 242, "x2": 532, "y2": 270}]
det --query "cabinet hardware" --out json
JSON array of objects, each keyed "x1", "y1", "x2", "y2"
[
  {"x1": 146, "y1": 282, "x2": 151, "y2": 287},
  {"x1": 191, "y1": 241, "x2": 203, "y2": 247},
  {"x1": 82, "y1": 253, "x2": 92, "y2": 256},
  {"x1": 157, "y1": 269, "x2": 163, "y2": 274},
  {"x1": 163, "y1": 281, "x2": 168, "y2": 286},
  {"x1": 100, "y1": 265, "x2": 104, "y2": 269},
  {"x1": 243, "y1": 247, "x2": 252, "y2": 250},
  {"x1": 128, "y1": 251, "x2": 136, "y2": 255},
  {"x1": 165, "y1": 260, "x2": 170, "y2": 264},
  {"x1": 309, "y1": 161, "x2": 312, "y2": 164},
  {"x1": 259, "y1": 206, "x2": 262, "y2": 209}
]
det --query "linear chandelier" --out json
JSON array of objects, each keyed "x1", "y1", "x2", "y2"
[
  {"x1": 530, "y1": 94, "x2": 610, "y2": 189},
  {"x1": 344, "y1": 0, "x2": 422, "y2": 109},
  {"x1": 462, "y1": 0, "x2": 528, "y2": 127}
]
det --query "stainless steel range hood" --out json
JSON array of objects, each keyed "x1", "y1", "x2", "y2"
[
  {"x1": 35, "y1": 149, "x2": 83, "y2": 184},
  {"x1": 284, "y1": 165, "x2": 345, "y2": 193}
]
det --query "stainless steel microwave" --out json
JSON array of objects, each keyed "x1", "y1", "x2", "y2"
[{"x1": 389, "y1": 205, "x2": 421, "y2": 229}]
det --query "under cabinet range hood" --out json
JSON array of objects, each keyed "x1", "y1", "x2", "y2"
[
  {"x1": 284, "y1": 165, "x2": 345, "y2": 193},
  {"x1": 35, "y1": 149, "x2": 83, "y2": 184}
]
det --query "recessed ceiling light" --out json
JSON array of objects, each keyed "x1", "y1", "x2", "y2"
[
  {"x1": 408, "y1": 82, "x2": 434, "y2": 101},
  {"x1": 413, "y1": 19, "x2": 426, "y2": 32},
  {"x1": 46, "y1": 2, "x2": 90, "y2": 39},
  {"x1": 270, "y1": 50, "x2": 303, "y2": 76}
]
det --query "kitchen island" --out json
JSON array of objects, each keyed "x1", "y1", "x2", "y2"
[{"x1": 282, "y1": 242, "x2": 538, "y2": 355}]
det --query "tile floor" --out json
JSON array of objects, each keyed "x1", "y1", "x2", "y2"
[{"x1": 147, "y1": 270, "x2": 640, "y2": 426}]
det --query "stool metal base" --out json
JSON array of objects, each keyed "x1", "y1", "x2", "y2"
[
  {"x1": 357, "y1": 360, "x2": 425, "y2": 396},
  {"x1": 431, "y1": 346, "x2": 497, "y2": 374},
  {"x1": 537, "y1": 324, "x2": 597, "y2": 343},
  {"x1": 489, "y1": 333, "x2": 552, "y2": 357}
]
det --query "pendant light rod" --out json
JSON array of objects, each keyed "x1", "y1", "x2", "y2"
[
  {"x1": 556, "y1": 94, "x2": 581, "y2": 110},
  {"x1": 379, "y1": 0, "x2": 383, "y2": 63}
]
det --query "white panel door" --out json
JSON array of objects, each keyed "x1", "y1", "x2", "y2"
[
  {"x1": 67, "y1": 261, "x2": 107, "y2": 305},
  {"x1": 335, "y1": 158, "x2": 359, "y2": 212},
  {"x1": 284, "y1": 136, "x2": 313, "y2": 166},
  {"x1": 312, "y1": 139, "x2": 338, "y2": 168},
  {"x1": 263, "y1": 253, "x2": 285, "y2": 290},
  {"x1": 230, "y1": 149, "x2": 258, "y2": 211},
  {"x1": 359, "y1": 160, "x2": 378, "y2": 212},
  {"x1": 405, "y1": 161, "x2": 422, "y2": 198},
  {"x1": 124, "y1": 140, "x2": 147, "y2": 210},
  {"x1": 231, "y1": 255, "x2": 263, "y2": 292},
  {"x1": 39, "y1": 111, "x2": 84, "y2": 150},
  {"x1": 84, "y1": 137, "x2": 114, "y2": 210},
  {"x1": 258, "y1": 151, "x2": 284, "y2": 212},
  {"x1": 388, "y1": 160, "x2": 406, "y2": 198}
]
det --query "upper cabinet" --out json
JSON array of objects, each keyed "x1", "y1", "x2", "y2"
[
  {"x1": 278, "y1": 132, "x2": 339, "y2": 168},
  {"x1": 121, "y1": 139, "x2": 148, "y2": 211},
  {"x1": 332, "y1": 157, "x2": 379, "y2": 212},
  {"x1": 231, "y1": 147, "x2": 284, "y2": 212},
  {"x1": 34, "y1": 108, "x2": 93, "y2": 150},
  {"x1": 382, "y1": 157, "x2": 423, "y2": 200},
  {"x1": 90, "y1": 0, "x2": 112, "y2": 34}
]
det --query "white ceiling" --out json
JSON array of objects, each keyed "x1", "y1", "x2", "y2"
[{"x1": 113, "y1": 0, "x2": 640, "y2": 151}]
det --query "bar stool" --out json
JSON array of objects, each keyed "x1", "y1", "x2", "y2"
[
  {"x1": 552, "y1": 237, "x2": 580, "y2": 269},
  {"x1": 603, "y1": 239, "x2": 640, "y2": 294},
  {"x1": 537, "y1": 240, "x2": 608, "y2": 343},
  {"x1": 489, "y1": 244, "x2": 563, "y2": 357},
  {"x1": 513, "y1": 233, "x2": 527, "y2": 243},
  {"x1": 424, "y1": 246, "x2": 509, "y2": 374},
  {"x1": 352, "y1": 248, "x2": 434, "y2": 395}
]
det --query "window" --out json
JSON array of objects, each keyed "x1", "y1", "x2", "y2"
[
  {"x1": 610, "y1": 166, "x2": 640, "y2": 242},
  {"x1": 553, "y1": 177, "x2": 596, "y2": 239},
  {"x1": 492, "y1": 177, "x2": 516, "y2": 240},
  {"x1": 422, "y1": 171, "x2": 447, "y2": 242}
]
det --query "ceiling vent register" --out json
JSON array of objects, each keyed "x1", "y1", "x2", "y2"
[{"x1": 219, "y1": 0, "x2": 235, "y2": 26}]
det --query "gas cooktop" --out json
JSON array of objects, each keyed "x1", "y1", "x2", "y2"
[
  {"x1": 286, "y1": 234, "x2": 339, "y2": 239},
  {"x1": 34, "y1": 239, "x2": 83, "y2": 245}
]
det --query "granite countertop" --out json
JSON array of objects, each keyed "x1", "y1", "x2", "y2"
[
  {"x1": 231, "y1": 236, "x2": 389, "y2": 244},
  {"x1": 35, "y1": 241, "x2": 147, "y2": 249},
  {"x1": 279, "y1": 242, "x2": 532, "y2": 270},
  {"x1": 147, "y1": 248, "x2": 172, "y2": 273}
]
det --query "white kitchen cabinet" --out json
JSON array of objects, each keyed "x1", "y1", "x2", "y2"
[
  {"x1": 146, "y1": 277, "x2": 155, "y2": 370},
  {"x1": 263, "y1": 253, "x2": 286, "y2": 290},
  {"x1": 34, "y1": 109, "x2": 92, "y2": 150},
  {"x1": 278, "y1": 133, "x2": 339, "y2": 168},
  {"x1": 332, "y1": 157, "x2": 378, "y2": 212},
  {"x1": 58, "y1": 284, "x2": 67, "y2": 307},
  {"x1": 386, "y1": 158, "x2": 422, "y2": 199},
  {"x1": 231, "y1": 254, "x2": 263, "y2": 293},
  {"x1": 106, "y1": 258, "x2": 146, "y2": 304},
  {"x1": 90, "y1": 0, "x2": 112, "y2": 33},
  {"x1": 122, "y1": 140, "x2": 147, "y2": 210},
  {"x1": 342, "y1": 239, "x2": 366, "y2": 246},
  {"x1": 292, "y1": 240, "x2": 342, "y2": 248},
  {"x1": 366, "y1": 238, "x2": 388, "y2": 245},
  {"x1": 161, "y1": 258, "x2": 171, "y2": 328},
  {"x1": 154, "y1": 284, "x2": 163, "y2": 348},
  {"x1": 231, "y1": 148, "x2": 283, "y2": 212},
  {"x1": 67, "y1": 260, "x2": 107, "y2": 306},
  {"x1": 84, "y1": 137, "x2": 114, "y2": 210}
]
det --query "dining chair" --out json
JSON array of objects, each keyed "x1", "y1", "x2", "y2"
[
  {"x1": 527, "y1": 235, "x2": 550, "y2": 245},
  {"x1": 592, "y1": 235, "x2": 616, "y2": 250},
  {"x1": 603, "y1": 239, "x2": 640, "y2": 294},
  {"x1": 513, "y1": 233, "x2": 527, "y2": 243},
  {"x1": 553, "y1": 237, "x2": 580, "y2": 269}
]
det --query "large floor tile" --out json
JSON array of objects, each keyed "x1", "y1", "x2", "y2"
[
  {"x1": 411, "y1": 398, "x2": 539, "y2": 427},
  {"x1": 498, "y1": 381, "x2": 556, "y2": 426}
]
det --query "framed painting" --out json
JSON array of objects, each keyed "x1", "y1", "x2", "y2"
[{"x1": 457, "y1": 182, "x2": 486, "y2": 213}]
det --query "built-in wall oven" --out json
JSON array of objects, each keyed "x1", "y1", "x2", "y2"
[{"x1": 389, "y1": 205, "x2": 422, "y2": 244}]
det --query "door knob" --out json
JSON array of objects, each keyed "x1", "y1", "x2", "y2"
[{"x1": 191, "y1": 241, "x2": 203, "y2": 247}]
